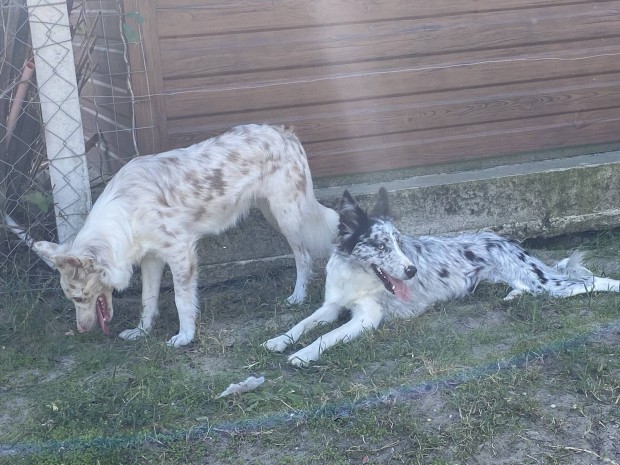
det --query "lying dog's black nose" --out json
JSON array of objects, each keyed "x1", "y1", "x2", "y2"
[{"x1": 404, "y1": 265, "x2": 417, "y2": 279}]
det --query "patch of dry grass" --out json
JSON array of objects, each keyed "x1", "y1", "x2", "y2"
[{"x1": 1, "y1": 230, "x2": 619, "y2": 464}]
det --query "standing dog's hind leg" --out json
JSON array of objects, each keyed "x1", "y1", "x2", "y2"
[
  {"x1": 166, "y1": 246, "x2": 199, "y2": 347},
  {"x1": 260, "y1": 199, "x2": 312, "y2": 304}
]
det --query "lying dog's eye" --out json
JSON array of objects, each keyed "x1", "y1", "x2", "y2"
[{"x1": 377, "y1": 243, "x2": 385, "y2": 251}]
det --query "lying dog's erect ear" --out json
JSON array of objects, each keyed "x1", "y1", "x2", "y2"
[
  {"x1": 341, "y1": 189, "x2": 356, "y2": 209},
  {"x1": 369, "y1": 187, "x2": 391, "y2": 218},
  {"x1": 338, "y1": 190, "x2": 368, "y2": 240}
]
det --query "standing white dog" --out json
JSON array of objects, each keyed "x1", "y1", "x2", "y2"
[
  {"x1": 265, "y1": 188, "x2": 620, "y2": 366},
  {"x1": 34, "y1": 125, "x2": 338, "y2": 347}
]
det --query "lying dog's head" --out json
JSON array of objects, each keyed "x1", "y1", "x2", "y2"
[
  {"x1": 337, "y1": 188, "x2": 417, "y2": 301},
  {"x1": 33, "y1": 241, "x2": 113, "y2": 334}
]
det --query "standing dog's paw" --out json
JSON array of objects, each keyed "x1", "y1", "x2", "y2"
[
  {"x1": 286, "y1": 292, "x2": 306, "y2": 305},
  {"x1": 166, "y1": 331, "x2": 193, "y2": 348},
  {"x1": 263, "y1": 335, "x2": 293, "y2": 353},
  {"x1": 119, "y1": 327, "x2": 147, "y2": 341}
]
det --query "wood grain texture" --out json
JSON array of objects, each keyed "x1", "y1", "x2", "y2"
[
  {"x1": 128, "y1": 0, "x2": 620, "y2": 176},
  {"x1": 72, "y1": 1, "x2": 136, "y2": 173},
  {"x1": 123, "y1": 0, "x2": 168, "y2": 156}
]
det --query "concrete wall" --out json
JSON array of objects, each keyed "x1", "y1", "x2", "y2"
[{"x1": 194, "y1": 151, "x2": 620, "y2": 288}]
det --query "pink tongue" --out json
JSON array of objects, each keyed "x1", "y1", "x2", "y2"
[
  {"x1": 391, "y1": 278, "x2": 412, "y2": 302},
  {"x1": 96, "y1": 297, "x2": 110, "y2": 335}
]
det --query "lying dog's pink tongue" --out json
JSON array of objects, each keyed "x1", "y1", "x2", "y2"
[
  {"x1": 390, "y1": 277, "x2": 412, "y2": 302},
  {"x1": 96, "y1": 295, "x2": 110, "y2": 335}
]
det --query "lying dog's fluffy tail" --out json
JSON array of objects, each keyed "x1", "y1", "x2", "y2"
[
  {"x1": 503, "y1": 249, "x2": 620, "y2": 300},
  {"x1": 553, "y1": 251, "x2": 593, "y2": 278},
  {"x1": 552, "y1": 252, "x2": 620, "y2": 295}
]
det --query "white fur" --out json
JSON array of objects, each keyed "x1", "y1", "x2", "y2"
[
  {"x1": 34, "y1": 125, "x2": 338, "y2": 347},
  {"x1": 265, "y1": 188, "x2": 620, "y2": 366}
]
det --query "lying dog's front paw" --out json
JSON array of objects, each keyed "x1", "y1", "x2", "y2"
[
  {"x1": 166, "y1": 331, "x2": 193, "y2": 348},
  {"x1": 263, "y1": 335, "x2": 293, "y2": 353},
  {"x1": 503, "y1": 289, "x2": 524, "y2": 301},
  {"x1": 119, "y1": 328, "x2": 147, "y2": 341},
  {"x1": 288, "y1": 346, "x2": 319, "y2": 367}
]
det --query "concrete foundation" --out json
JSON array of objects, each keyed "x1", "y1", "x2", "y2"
[{"x1": 196, "y1": 151, "x2": 620, "y2": 287}]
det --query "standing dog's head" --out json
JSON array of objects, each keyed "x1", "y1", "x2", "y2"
[
  {"x1": 33, "y1": 241, "x2": 113, "y2": 335},
  {"x1": 338, "y1": 188, "x2": 417, "y2": 301}
]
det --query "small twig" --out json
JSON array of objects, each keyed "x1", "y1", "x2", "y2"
[
  {"x1": 549, "y1": 445, "x2": 619, "y2": 465},
  {"x1": 371, "y1": 440, "x2": 400, "y2": 453}
]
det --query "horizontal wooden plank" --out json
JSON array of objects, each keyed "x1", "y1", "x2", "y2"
[
  {"x1": 82, "y1": 117, "x2": 134, "y2": 147},
  {"x1": 161, "y1": 38, "x2": 620, "y2": 99},
  {"x1": 165, "y1": 75, "x2": 620, "y2": 148},
  {"x1": 162, "y1": 48, "x2": 620, "y2": 119},
  {"x1": 85, "y1": 52, "x2": 129, "y2": 76},
  {"x1": 84, "y1": 0, "x2": 119, "y2": 7},
  {"x1": 154, "y1": 0, "x2": 604, "y2": 37},
  {"x1": 81, "y1": 99, "x2": 134, "y2": 124},
  {"x1": 159, "y1": 3, "x2": 620, "y2": 80},
  {"x1": 305, "y1": 109, "x2": 620, "y2": 176}
]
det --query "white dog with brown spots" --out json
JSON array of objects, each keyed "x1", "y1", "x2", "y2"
[{"x1": 34, "y1": 125, "x2": 338, "y2": 347}]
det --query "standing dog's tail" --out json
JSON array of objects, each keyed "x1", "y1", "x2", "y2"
[{"x1": 301, "y1": 201, "x2": 339, "y2": 259}]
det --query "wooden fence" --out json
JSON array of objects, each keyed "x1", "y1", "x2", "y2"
[{"x1": 121, "y1": 0, "x2": 620, "y2": 177}]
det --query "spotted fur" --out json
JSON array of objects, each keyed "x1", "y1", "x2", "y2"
[
  {"x1": 265, "y1": 188, "x2": 620, "y2": 366},
  {"x1": 34, "y1": 124, "x2": 338, "y2": 347}
]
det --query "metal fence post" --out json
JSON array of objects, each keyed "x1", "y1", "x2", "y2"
[{"x1": 26, "y1": 0, "x2": 91, "y2": 243}]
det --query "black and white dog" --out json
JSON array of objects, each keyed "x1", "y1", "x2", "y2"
[{"x1": 265, "y1": 188, "x2": 620, "y2": 366}]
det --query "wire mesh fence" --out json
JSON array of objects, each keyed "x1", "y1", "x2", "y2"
[
  {"x1": 1, "y1": 0, "x2": 137, "y2": 292},
  {"x1": 2, "y1": 0, "x2": 52, "y2": 291}
]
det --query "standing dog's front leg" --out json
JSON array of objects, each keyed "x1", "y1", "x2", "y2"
[
  {"x1": 288, "y1": 298, "x2": 384, "y2": 367},
  {"x1": 264, "y1": 302, "x2": 341, "y2": 352},
  {"x1": 119, "y1": 253, "x2": 165, "y2": 341}
]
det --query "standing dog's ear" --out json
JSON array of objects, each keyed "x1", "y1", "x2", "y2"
[
  {"x1": 32, "y1": 241, "x2": 63, "y2": 269},
  {"x1": 32, "y1": 241, "x2": 93, "y2": 272},
  {"x1": 369, "y1": 187, "x2": 391, "y2": 218},
  {"x1": 338, "y1": 190, "x2": 368, "y2": 243}
]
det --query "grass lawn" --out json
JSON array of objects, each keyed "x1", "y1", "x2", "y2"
[{"x1": 1, "y1": 230, "x2": 619, "y2": 464}]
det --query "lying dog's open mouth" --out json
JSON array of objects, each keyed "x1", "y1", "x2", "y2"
[
  {"x1": 96, "y1": 294, "x2": 111, "y2": 335},
  {"x1": 371, "y1": 265, "x2": 413, "y2": 302}
]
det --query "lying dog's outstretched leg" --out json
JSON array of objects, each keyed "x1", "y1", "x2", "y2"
[
  {"x1": 264, "y1": 302, "x2": 341, "y2": 353},
  {"x1": 287, "y1": 298, "x2": 384, "y2": 367},
  {"x1": 119, "y1": 253, "x2": 165, "y2": 341}
]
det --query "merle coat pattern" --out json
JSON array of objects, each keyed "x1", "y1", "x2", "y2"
[
  {"x1": 264, "y1": 188, "x2": 620, "y2": 366},
  {"x1": 34, "y1": 125, "x2": 338, "y2": 347}
]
